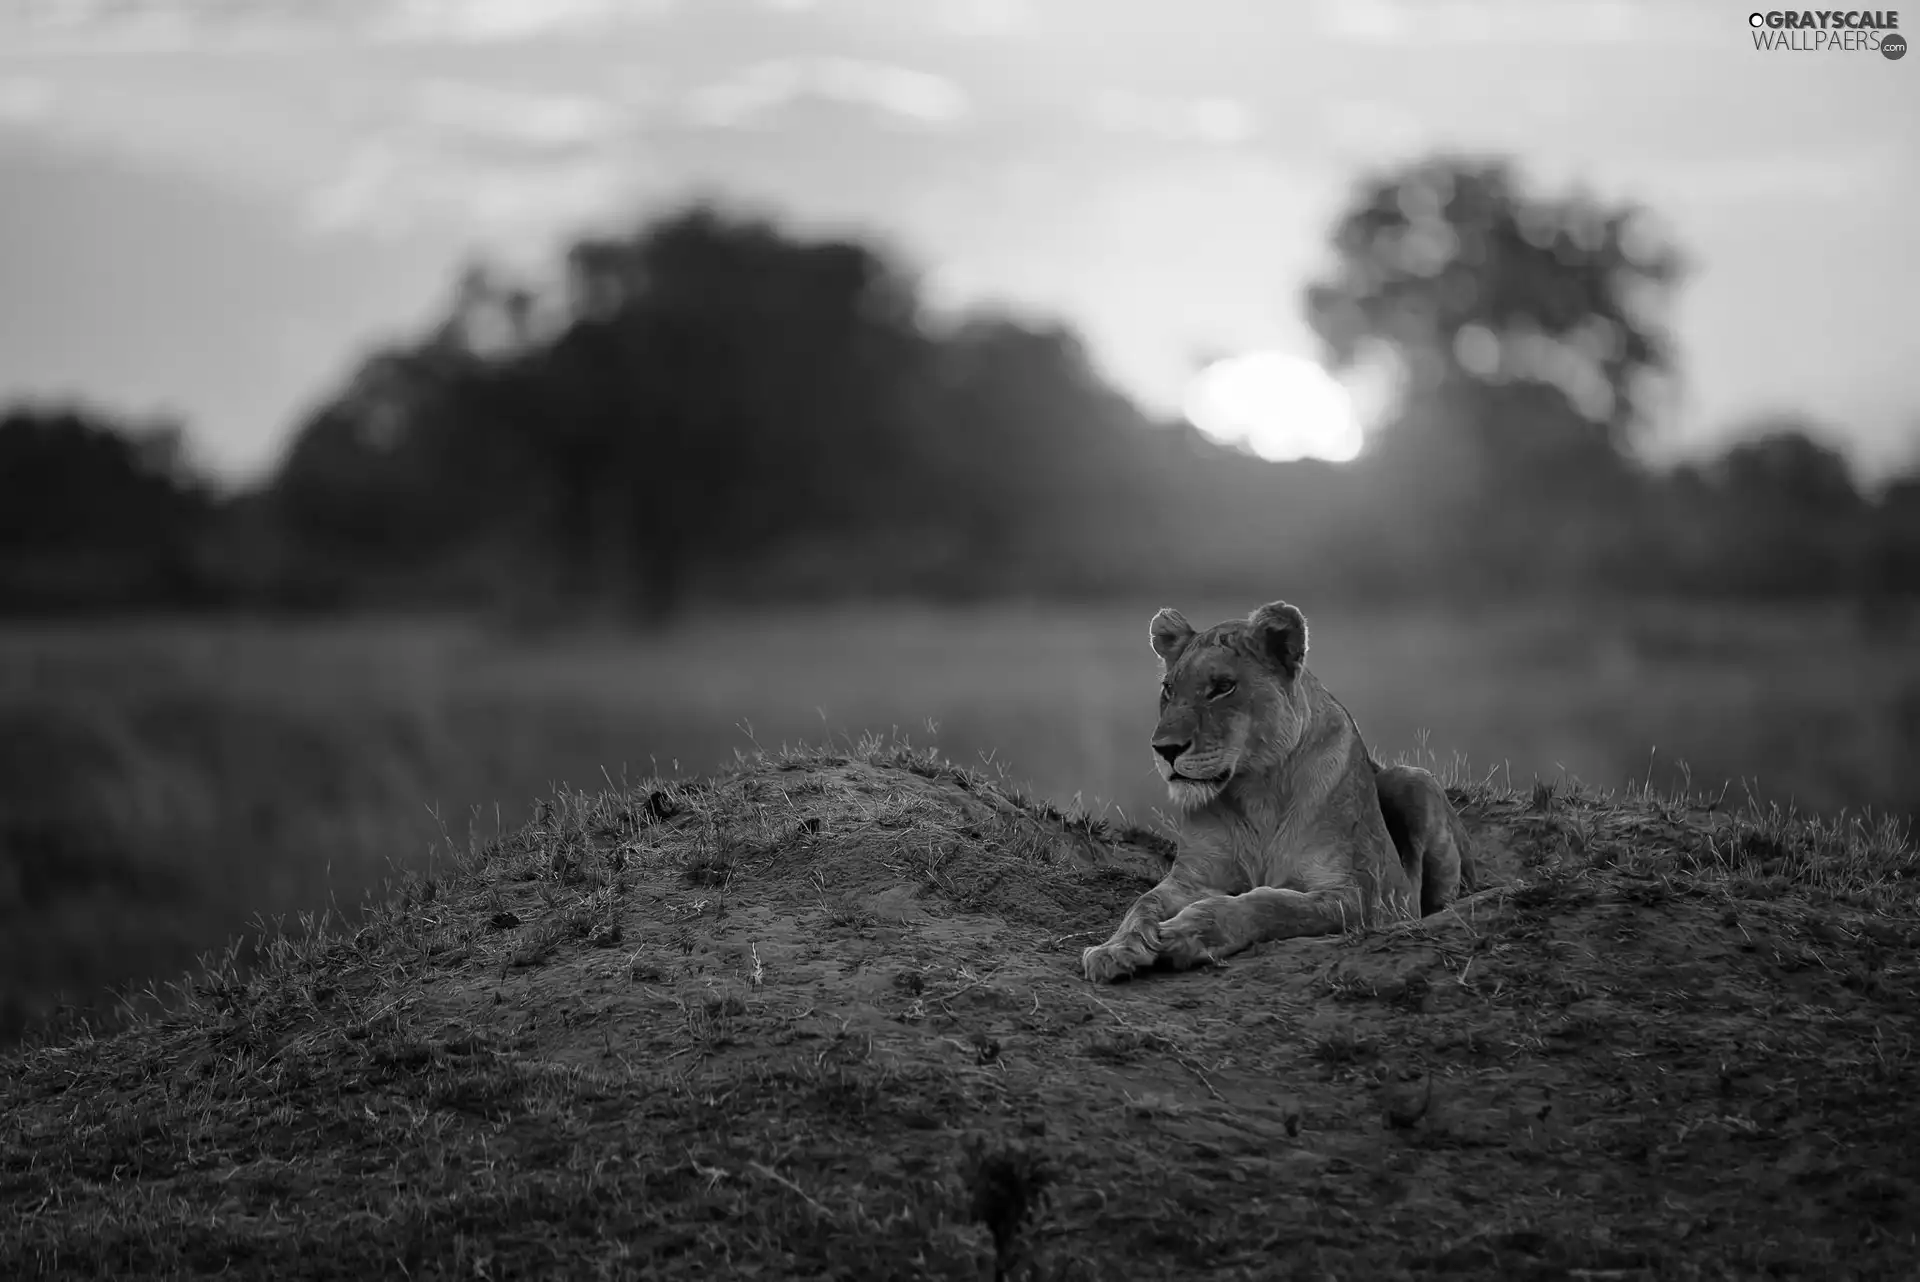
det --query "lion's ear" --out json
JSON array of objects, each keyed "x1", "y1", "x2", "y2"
[
  {"x1": 1248, "y1": 600, "x2": 1308, "y2": 677},
  {"x1": 1149, "y1": 608, "x2": 1194, "y2": 665}
]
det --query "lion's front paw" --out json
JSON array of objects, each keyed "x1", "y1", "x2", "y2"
[
  {"x1": 1081, "y1": 938, "x2": 1151, "y2": 984},
  {"x1": 1156, "y1": 909, "x2": 1226, "y2": 971}
]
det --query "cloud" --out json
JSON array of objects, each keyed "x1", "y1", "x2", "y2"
[
  {"x1": 0, "y1": 73, "x2": 357, "y2": 201},
  {"x1": 682, "y1": 58, "x2": 971, "y2": 129},
  {"x1": 1082, "y1": 91, "x2": 1257, "y2": 147},
  {"x1": 304, "y1": 135, "x2": 639, "y2": 243},
  {"x1": 411, "y1": 80, "x2": 627, "y2": 154},
  {"x1": 1315, "y1": 0, "x2": 1414, "y2": 43},
  {"x1": 299, "y1": 79, "x2": 647, "y2": 240},
  {"x1": 369, "y1": 0, "x2": 679, "y2": 44},
  {"x1": 1515, "y1": 138, "x2": 1904, "y2": 211},
  {"x1": 0, "y1": 0, "x2": 680, "y2": 53},
  {"x1": 2, "y1": 4, "x2": 211, "y2": 55},
  {"x1": 1318, "y1": 99, "x2": 1431, "y2": 161},
  {"x1": 1313, "y1": 0, "x2": 1701, "y2": 45},
  {"x1": 0, "y1": 42, "x2": 650, "y2": 245},
  {"x1": 1645, "y1": 146, "x2": 1901, "y2": 205},
  {"x1": 0, "y1": 78, "x2": 57, "y2": 126},
  {"x1": 931, "y1": 0, "x2": 1037, "y2": 37}
]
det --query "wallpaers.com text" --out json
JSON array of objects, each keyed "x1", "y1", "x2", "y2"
[{"x1": 1749, "y1": 9, "x2": 1902, "y2": 50}]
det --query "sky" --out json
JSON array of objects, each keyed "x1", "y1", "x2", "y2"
[{"x1": 0, "y1": 0, "x2": 1915, "y2": 482}]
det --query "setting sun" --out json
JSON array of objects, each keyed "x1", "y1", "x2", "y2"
[{"x1": 1181, "y1": 351, "x2": 1364, "y2": 463}]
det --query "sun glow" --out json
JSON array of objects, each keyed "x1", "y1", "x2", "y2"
[{"x1": 1181, "y1": 351, "x2": 1364, "y2": 463}]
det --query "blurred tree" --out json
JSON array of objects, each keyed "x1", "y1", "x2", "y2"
[
  {"x1": 537, "y1": 205, "x2": 941, "y2": 619},
  {"x1": 1869, "y1": 470, "x2": 1920, "y2": 604},
  {"x1": 0, "y1": 403, "x2": 218, "y2": 612},
  {"x1": 1304, "y1": 154, "x2": 1686, "y2": 446},
  {"x1": 1300, "y1": 154, "x2": 1687, "y2": 593},
  {"x1": 1361, "y1": 378, "x2": 1648, "y2": 594},
  {"x1": 272, "y1": 342, "x2": 530, "y2": 588},
  {"x1": 1696, "y1": 418, "x2": 1872, "y2": 596},
  {"x1": 922, "y1": 315, "x2": 1160, "y2": 591},
  {"x1": 435, "y1": 259, "x2": 541, "y2": 360},
  {"x1": 13, "y1": 189, "x2": 1903, "y2": 618},
  {"x1": 1708, "y1": 418, "x2": 1865, "y2": 518},
  {"x1": 269, "y1": 196, "x2": 1259, "y2": 621}
]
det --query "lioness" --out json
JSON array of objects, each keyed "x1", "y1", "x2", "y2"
[{"x1": 1081, "y1": 600, "x2": 1477, "y2": 983}]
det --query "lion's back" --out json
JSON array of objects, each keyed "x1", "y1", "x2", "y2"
[{"x1": 1374, "y1": 763, "x2": 1475, "y2": 914}]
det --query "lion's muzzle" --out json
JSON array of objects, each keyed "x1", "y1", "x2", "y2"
[{"x1": 1153, "y1": 740, "x2": 1232, "y2": 786}]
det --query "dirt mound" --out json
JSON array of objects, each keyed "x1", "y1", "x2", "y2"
[
  {"x1": 643, "y1": 754, "x2": 1172, "y2": 934},
  {"x1": 3, "y1": 737, "x2": 1918, "y2": 1279}
]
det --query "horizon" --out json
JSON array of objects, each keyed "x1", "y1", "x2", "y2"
[{"x1": 1, "y1": 0, "x2": 1915, "y2": 483}]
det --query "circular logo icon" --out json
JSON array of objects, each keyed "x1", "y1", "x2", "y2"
[
  {"x1": 1884, "y1": 32, "x2": 1908, "y2": 59},
  {"x1": 1748, "y1": 11, "x2": 1766, "y2": 26}
]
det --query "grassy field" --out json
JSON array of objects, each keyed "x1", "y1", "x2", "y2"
[
  {"x1": 2, "y1": 597, "x2": 1916, "y2": 1045},
  {"x1": 3, "y1": 735, "x2": 1916, "y2": 1277}
]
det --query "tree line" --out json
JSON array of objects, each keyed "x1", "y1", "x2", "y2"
[{"x1": 3, "y1": 153, "x2": 1916, "y2": 622}]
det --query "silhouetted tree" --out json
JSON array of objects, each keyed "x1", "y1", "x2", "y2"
[
  {"x1": 1298, "y1": 154, "x2": 1687, "y2": 592},
  {"x1": 1710, "y1": 418, "x2": 1865, "y2": 519},
  {"x1": 918, "y1": 316, "x2": 1163, "y2": 592},
  {"x1": 532, "y1": 205, "x2": 942, "y2": 618},
  {"x1": 1305, "y1": 154, "x2": 1685, "y2": 445},
  {"x1": 277, "y1": 203, "x2": 1128, "y2": 619},
  {"x1": 255, "y1": 183, "x2": 1907, "y2": 618},
  {"x1": 1695, "y1": 418, "x2": 1871, "y2": 596},
  {"x1": 273, "y1": 341, "x2": 532, "y2": 594},
  {"x1": 1870, "y1": 471, "x2": 1920, "y2": 602},
  {"x1": 0, "y1": 404, "x2": 218, "y2": 612}
]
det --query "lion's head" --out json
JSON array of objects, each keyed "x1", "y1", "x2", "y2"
[{"x1": 1147, "y1": 601, "x2": 1315, "y2": 810}]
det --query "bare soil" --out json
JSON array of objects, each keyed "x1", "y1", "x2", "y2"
[{"x1": 4, "y1": 738, "x2": 1918, "y2": 1279}]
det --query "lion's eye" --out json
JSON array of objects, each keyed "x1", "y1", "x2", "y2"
[
  {"x1": 1208, "y1": 679, "x2": 1236, "y2": 700},
  {"x1": 1158, "y1": 683, "x2": 1172, "y2": 703}
]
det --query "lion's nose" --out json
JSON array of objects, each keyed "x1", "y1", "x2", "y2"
[{"x1": 1153, "y1": 740, "x2": 1189, "y2": 765}]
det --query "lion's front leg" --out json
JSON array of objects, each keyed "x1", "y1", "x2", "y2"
[
  {"x1": 1080, "y1": 879, "x2": 1209, "y2": 983},
  {"x1": 1155, "y1": 886, "x2": 1364, "y2": 970}
]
